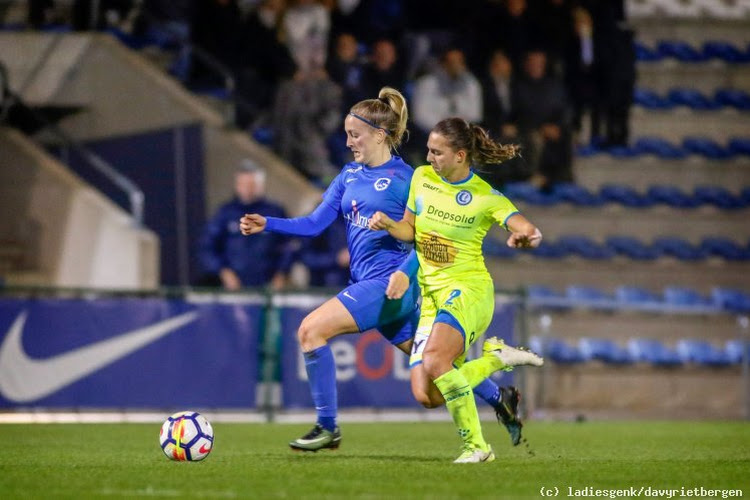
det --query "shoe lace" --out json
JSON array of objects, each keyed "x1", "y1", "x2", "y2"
[{"x1": 300, "y1": 424, "x2": 324, "y2": 439}]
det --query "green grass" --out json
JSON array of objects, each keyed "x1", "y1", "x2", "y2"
[{"x1": 1, "y1": 421, "x2": 748, "y2": 499}]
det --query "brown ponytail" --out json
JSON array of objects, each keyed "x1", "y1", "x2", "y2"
[{"x1": 433, "y1": 117, "x2": 520, "y2": 166}]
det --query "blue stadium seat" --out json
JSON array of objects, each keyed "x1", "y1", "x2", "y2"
[
  {"x1": 646, "y1": 185, "x2": 700, "y2": 208},
  {"x1": 578, "y1": 338, "x2": 633, "y2": 364},
  {"x1": 527, "y1": 286, "x2": 570, "y2": 308},
  {"x1": 663, "y1": 286, "x2": 714, "y2": 309},
  {"x1": 599, "y1": 184, "x2": 652, "y2": 208},
  {"x1": 702, "y1": 41, "x2": 750, "y2": 63},
  {"x1": 632, "y1": 137, "x2": 687, "y2": 159},
  {"x1": 711, "y1": 287, "x2": 750, "y2": 313},
  {"x1": 676, "y1": 340, "x2": 732, "y2": 366},
  {"x1": 634, "y1": 41, "x2": 662, "y2": 62},
  {"x1": 714, "y1": 89, "x2": 750, "y2": 110},
  {"x1": 615, "y1": 286, "x2": 661, "y2": 305},
  {"x1": 693, "y1": 185, "x2": 744, "y2": 209},
  {"x1": 682, "y1": 138, "x2": 732, "y2": 160},
  {"x1": 530, "y1": 241, "x2": 570, "y2": 259},
  {"x1": 576, "y1": 143, "x2": 603, "y2": 157},
  {"x1": 667, "y1": 89, "x2": 721, "y2": 110},
  {"x1": 252, "y1": 126, "x2": 275, "y2": 146},
  {"x1": 657, "y1": 40, "x2": 708, "y2": 62},
  {"x1": 700, "y1": 237, "x2": 750, "y2": 261},
  {"x1": 605, "y1": 236, "x2": 662, "y2": 260},
  {"x1": 482, "y1": 237, "x2": 517, "y2": 258},
  {"x1": 633, "y1": 88, "x2": 673, "y2": 109},
  {"x1": 652, "y1": 237, "x2": 706, "y2": 260},
  {"x1": 545, "y1": 338, "x2": 587, "y2": 364},
  {"x1": 557, "y1": 235, "x2": 614, "y2": 260},
  {"x1": 502, "y1": 182, "x2": 561, "y2": 206},
  {"x1": 627, "y1": 338, "x2": 682, "y2": 366},
  {"x1": 725, "y1": 340, "x2": 746, "y2": 364},
  {"x1": 740, "y1": 187, "x2": 750, "y2": 206},
  {"x1": 728, "y1": 138, "x2": 750, "y2": 156},
  {"x1": 566, "y1": 285, "x2": 613, "y2": 308},
  {"x1": 552, "y1": 183, "x2": 604, "y2": 206}
]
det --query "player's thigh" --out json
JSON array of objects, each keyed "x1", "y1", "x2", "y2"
[
  {"x1": 298, "y1": 295, "x2": 359, "y2": 344},
  {"x1": 421, "y1": 321, "x2": 466, "y2": 378}
]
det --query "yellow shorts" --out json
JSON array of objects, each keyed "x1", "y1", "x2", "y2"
[{"x1": 409, "y1": 279, "x2": 495, "y2": 367}]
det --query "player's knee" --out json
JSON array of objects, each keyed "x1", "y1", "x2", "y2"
[
  {"x1": 412, "y1": 389, "x2": 441, "y2": 409},
  {"x1": 422, "y1": 351, "x2": 449, "y2": 381},
  {"x1": 297, "y1": 316, "x2": 324, "y2": 351}
]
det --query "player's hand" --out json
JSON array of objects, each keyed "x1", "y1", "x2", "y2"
[
  {"x1": 369, "y1": 211, "x2": 393, "y2": 231},
  {"x1": 507, "y1": 227, "x2": 543, "y2": 249},
  {"x1": 385, "y1": 271, "x2": 409, "y2": 300},
  {"x1": 220, "y1": 268, "x2": 242, "y2": 290},
  {"x1": 240, "y1": 214, "x2": 266, "y2": 235}
]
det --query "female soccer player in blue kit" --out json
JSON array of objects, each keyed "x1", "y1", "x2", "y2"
[{"x1": 240, "y1": 88, "x2": 521, "y2": 452}]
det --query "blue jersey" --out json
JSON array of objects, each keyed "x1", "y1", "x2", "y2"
[{"x1": 322, "y1": 156, "x2": 413, "y2": 283}]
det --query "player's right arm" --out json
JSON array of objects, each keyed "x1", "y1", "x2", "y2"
[{"x1": 369, "y1": 208, "x2": 415, "y2": 242}]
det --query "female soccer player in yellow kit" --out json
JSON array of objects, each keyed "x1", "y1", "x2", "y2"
[{"x1": 370, "y1": 117, "x2": 544, "y2": 463}]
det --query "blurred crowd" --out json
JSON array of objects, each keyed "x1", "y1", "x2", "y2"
[{"x1": 30, "y1": 0, "x2": 636, "y2": 190}]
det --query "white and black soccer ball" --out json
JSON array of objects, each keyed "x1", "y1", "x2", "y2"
[{"x1": 159, "y1": 411, "x2": 214, "y2": 461}]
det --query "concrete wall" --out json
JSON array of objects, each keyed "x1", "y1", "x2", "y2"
[{"x1": 0, "y1": 127, "x2": 158, "y2": 288}]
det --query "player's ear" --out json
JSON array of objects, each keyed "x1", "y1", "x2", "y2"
[{"x1": 455, "y1": 149, "x2": 467, "y2": 164}]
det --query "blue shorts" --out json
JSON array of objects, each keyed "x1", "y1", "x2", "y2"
[{"x1": 336, "y1": 276, "x2": 420, "y2": 346}]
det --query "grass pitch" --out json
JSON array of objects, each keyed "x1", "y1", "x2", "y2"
[{"x1": 1, "y1": 421, "x2": 748, "y2": 499}]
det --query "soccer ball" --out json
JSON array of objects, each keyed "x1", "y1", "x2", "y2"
[{"x1": 159, "y1": 411, "x2": 214, "y2": 461}]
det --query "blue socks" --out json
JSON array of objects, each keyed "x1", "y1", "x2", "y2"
[
  {"x1": 304, "y1": 344, "x2": 338, "y2": 432},
  {"x1": 473, "y1": 378, "x2": 501, "y2": 408}
]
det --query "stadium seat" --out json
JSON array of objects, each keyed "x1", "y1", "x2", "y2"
[
  {"x1": 676, "y1": 339, "x2": 732, "y2": 366},
  {"x1": 502, "y1": 182, "x2": 561, "y2": 206},
  {"x1": 607, "y1": 144, "x2": 642, "y2": 158},
  {"x1": 740, "y1": 187, "x2": 750, "y2": 206},
  {"x1": 714, "y1": 88, "x2": 750, "y2": 110},
  {"x1": 552, "y1": 183, "x2": 604, "y2": 206},
  {"x1": 615, "y1": 286, "x2": 662, "y2": 305},
  {"x1": 700, "y1": 237, "x2": 750, "y2": 261},
  {"x1": 711, "y1": 287, "x2": 750, "y2": 313},
  {"x1": 646, "y1": 185, "x2": 700, "y2": 208},
  {"x1": 627, "y1": 338, "x2": 682, "y2": 366},
  {"x1": 724, "y1": 340, "x2": 746, "y2": 364},
  {"x1": 599, "y1": 184, "x2": 653, "y2": 208},
  {"x1": 543, "y1": 338, "x2": 587, "y2": 364},
  {"x1": 633, "y1": 88, "x2": 673, "y2": 109},
  {"x1": 578, "y1": 338, "x2": 633, "y2": 364},
  {"x1": 702, "y1": 41, "x2": 750, "y2": 63},
  {"x1": 652, "y1": 237, "x2": 707, "y2": 260},
  {"x1": 693, "y1": 185, "x2": 744, "y2": 209},
  {"x1": 727, "y1": 138, "x2": 750, "y2": 156},
  {"x1": 663, "y1": 286, "x2": 714, "y2": 309},
  {"x1": 529, "y1": 241, "x2": 570, "y2": 259},
  {"x1": 566, "y1": 285, "x2": 614, "y2": 308},
  {"x1": 557, "y1": 235, "x2": 614, "y2": 260},
  {"x1": 482, "y1": 237, "x2": 517, "y2": 258},
  {"x1": 605, "y1": 236, "x2": 662, "y2": 260},
  {"x1": 632, "y1": 137, "x2": 687, "y2": 159},
  {"x1": 634, "y1": 41, "x2": 662, "y2": 62},
  {"x1": 656, "y1": 40, "x2": 708, "y2": 62},
  {"x1": 681, "y1": 138, "x2": 732, "y2": 160},
  {"x1": 527, "y1": 286, "x2": 571, "y2": 309},
  {"x1": 667, "y1": 89, "x2": 721, "y2": 110}
]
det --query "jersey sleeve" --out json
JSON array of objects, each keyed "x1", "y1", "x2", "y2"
[
  {"x1": 406, "y1": 167, "x2": 422, "y2": 214},
  {"x1": 321, "y1": 171, "x2": 346, "y2": 210},
  {"x1": 488, "y1": 192, "x2": 520, "y2": 230}
]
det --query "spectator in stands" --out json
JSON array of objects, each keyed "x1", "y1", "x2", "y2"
[
  {"x1": 235, "y1": 0, "x2": 297, "y2": 127},
  {"x1": 359, "y1": 39, "x2": 406, "y2": 101},
  {"x1": 71, "y1": 0, "x2": 134, "y2": 30},
  {"x1": 531, "y1": 0, "x2": 574, "y2": 74},
  {"x1": 282, "y1": 0, "x2": 330, "y2": 73},
  {"x1": 296, "y1": 216, "x2": 350, "y2": 287},
  {"x1": 481, "y1": 49, "x2": 518, "y2": 143},
  {"x1": 326, "y1": 33, "x2": 365, "y2": 108},
  {"x1": 564, "y1": 6, "x2": 602, "y2": 145},
  {"x1": 411, "y1": 48, "x2": 482, "y2": 163},
  {"x1": 189, "y1": 0, "x2": 243, "y2": 86},
  {"x1": 513, "y1": 49, "x2": 573, "y2": 187},
  {"x1": 497, "y1": 0, "x2": 536, "y2": 71},
  {"x1": 197, "y1": 160, "x2": 293, "y2": 290},
  {"x1": 272, "y1": 67, "x2": 342, "y2": 181}
]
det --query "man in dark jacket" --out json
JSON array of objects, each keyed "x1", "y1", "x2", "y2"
[{"x1": 197, "y1": 161, "x2": 293, "y2": 290}]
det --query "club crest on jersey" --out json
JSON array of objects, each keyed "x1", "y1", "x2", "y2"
[
  {"x1": 374, "y1": 178, "x2": 391, "y2": 191},
  {"x1": 456, "y1": 190, "x2": 473, "y2": 206}
]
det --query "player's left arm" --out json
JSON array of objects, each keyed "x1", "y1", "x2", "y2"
[{"x1": 505, "y1": 213, "x2": 542, "y2": 249}]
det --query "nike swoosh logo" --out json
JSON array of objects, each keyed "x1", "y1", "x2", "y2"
[
  {"x1": 342, "y1": 291, "x2": 357, "y2": 302},
  {"x1": 346, "y1": 178, "x2": 356, "y2": 183},
  {"x1": 0, "y1": 310, "x2": 198, "y2": 403}
]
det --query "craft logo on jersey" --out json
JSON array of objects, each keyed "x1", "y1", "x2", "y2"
[
  {"x1": 456, "y1": 190, "x2": 473, "y2": 206},
  {"x1": 345, "y1": 199, "x2": 371, "y2": 229},
  {"x1": 419, "y1": 231, "x2": 458, "y2": 266},
  {"x1": 374, "y1": 177, "x2": 391, "y2": 191}
]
